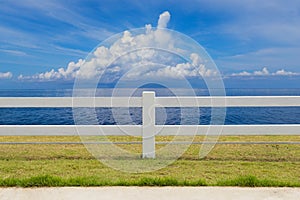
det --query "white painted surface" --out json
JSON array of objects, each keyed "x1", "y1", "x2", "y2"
[
  {"x1": 0, "y1": 96, "x2": 300, "y2": 107},
  {"x1": 0, "y1": 97, "x2": 142, "y2": 107},
  {"x1": 155, "y1": 96, "x2": 300, "y2": 107},
  {"x1": 156, "y1": 124, "x2": 300, "y2": 136},
  {"x1": 142, "y1": 91, "x2": 156, "y2": 158},
  {"x1": 0, "y1": 187, "x2": 299, "y2": 200},
  {"x1": 0, "y1": 125, "x2": 299, "y2": 136},
  {"x1": 0, "y1": 125, "x2": 142, "y2": 136}
]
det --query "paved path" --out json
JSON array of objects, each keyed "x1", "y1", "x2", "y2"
[{"x1": 0, "y1": 187, "x2": 300, "y2": 200}]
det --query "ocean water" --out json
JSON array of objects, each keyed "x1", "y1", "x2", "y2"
[{"x1": 0, "y1": 89, "x2": 300, "y2": 125}]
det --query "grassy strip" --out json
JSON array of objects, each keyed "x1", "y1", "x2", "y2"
[
  {"x1": 0, "y1": 136, "x2": 299, "y2": 187},
  {"x1": 216, "y1": 175, "x2": 300, "y2": 187},
  {"x1": 1, "y1": 136, "x2": 300, "y2": 162},
  {"x1": 0, "y1": 175, "x2": 206, "y2": 187},
  {"x1": 0, "y1": 175, "x2": 299, "y2": 187}
]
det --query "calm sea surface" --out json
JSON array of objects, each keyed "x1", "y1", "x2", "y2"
[{"x1": 0, "y1": 89, "x2": 300, "y2": 125}]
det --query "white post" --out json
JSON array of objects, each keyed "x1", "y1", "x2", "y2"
[{"x1": 142, "y1": 91, "x2": 156, "y2": 158}]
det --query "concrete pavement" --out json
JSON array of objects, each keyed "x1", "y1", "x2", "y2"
[{"x1": 0, "y1": 187, "x2": 300, "y2": 200}]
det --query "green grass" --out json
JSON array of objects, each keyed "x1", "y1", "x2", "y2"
[
  {"x1": 0, "y1": 136, "x2": 300, "y2": 187},
  {"x1": 0, "y1": 175, "x2": 207, "y2": 187},
  {"x1": 0, "y1": 175, "x2": 299, "y2": 187}
]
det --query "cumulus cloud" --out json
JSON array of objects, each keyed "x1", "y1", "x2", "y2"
[
  {"x1": 254, "y1": 67, "x2": 269, "y2": 75},
  {"x1": 157, "y1": 11, "x2": 171, "y2": 29},
  {"x1": 231, "y1": 67, "x2": 299, "y2": 77},
  {"x1": 231, "y1": 71, "x2": 251, "y2": 76},
  {"x1": 0, "y1": 72, "x2": 13, "y2": 79},
  {"x1": 18, "y1": 59, "x2": 83, "y2": 81},
  {"x1": 273, "y1": 69, "x2": 298, "y2": 76},
  {"x1": 133, "y1": 53, "x2": 216, "y2": 79},
  {"x1": 18, "y1": 11, "x2": 216, "y2": 82}
]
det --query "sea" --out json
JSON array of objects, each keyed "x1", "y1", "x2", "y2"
[{"x1": 0, "y1": 88, "x2": 300, "y2": 125}]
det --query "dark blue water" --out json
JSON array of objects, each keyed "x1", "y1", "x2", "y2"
[{"x1": 0, "y1": 89, "x2": 300, "y2": 125}]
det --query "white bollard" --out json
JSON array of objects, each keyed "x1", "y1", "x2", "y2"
[{"x1": 142, "y1": 91, "x2": 156, "y2": 158}]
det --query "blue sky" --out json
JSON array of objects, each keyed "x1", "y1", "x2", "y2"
[{"x1": 0, "y1": 0, "x2": 300, "y2": 89}]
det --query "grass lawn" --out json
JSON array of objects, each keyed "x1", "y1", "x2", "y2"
[{"x1": 0, "y1": 136, "x2": 299, "y2": 187}]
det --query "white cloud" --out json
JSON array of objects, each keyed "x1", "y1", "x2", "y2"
[
  {"x1": 0, "y1": 71, "x2": 13, "y2": 79},
  {"x1": 19, "y1": 11, "x2": 216, "y2": 82},
  {"x1": 157, "y1": 11, "x2": 171, "y2": 29},
  {"x1": 231, "y1": 71, "x2": 251, "y2": 76},
  {"x1": 18, "y1": 59, "x2": 83, "y2": 81},
  {"x1": 254, "y1": 67, "x2": 269, "y2": 75},
  {"x1": 230, "y1": 67, "x2": 299, "y2": 77},
  {"x1": 137, "y1": 53, "x2": 216, "y2": 79},
  {"x1": 273, "y1": 69, "x2": 298, "y2": 76},
  {"x1": 0, "y1": 49, "x2": 27, "y2": 56}
]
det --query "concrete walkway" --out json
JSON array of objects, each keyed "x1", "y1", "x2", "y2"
[{"x1": 0, "y1": 187, "x2": 300, "y2": 200}]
